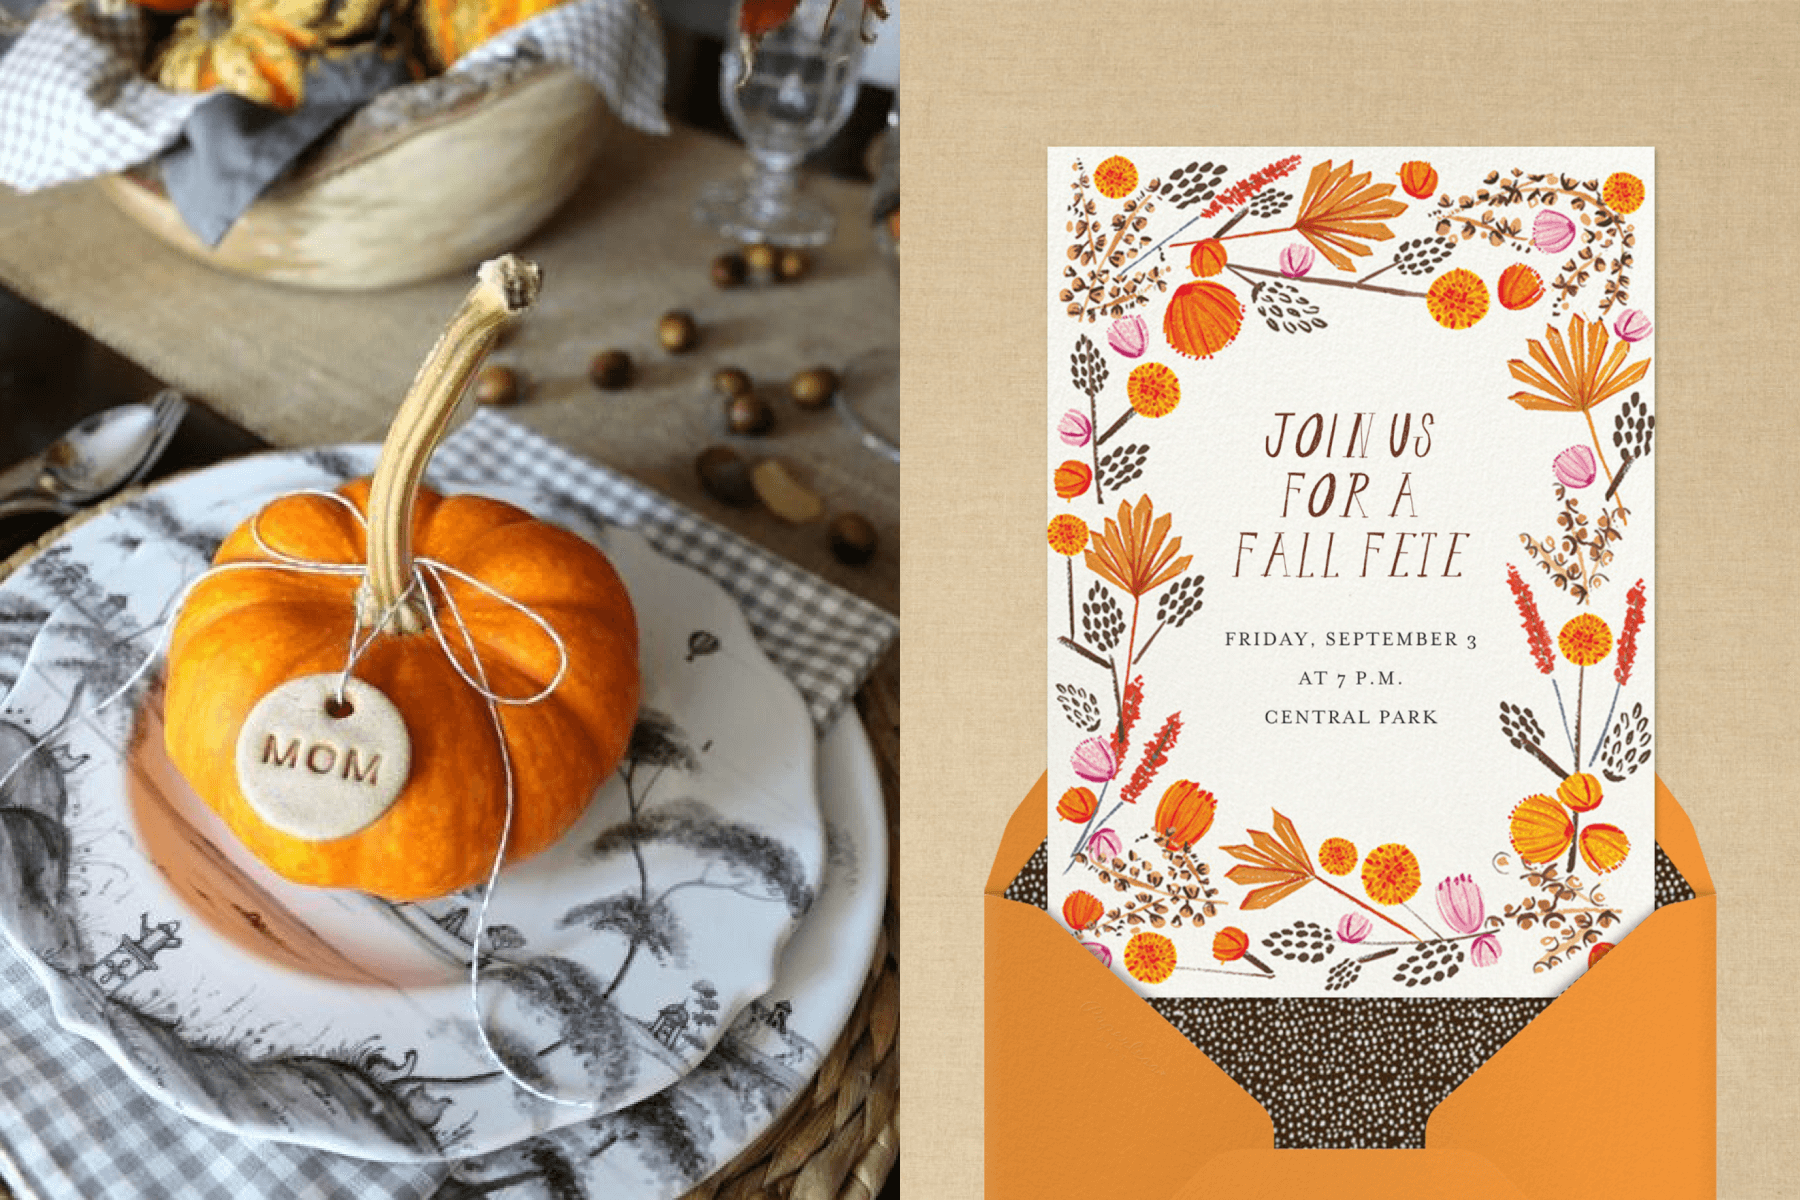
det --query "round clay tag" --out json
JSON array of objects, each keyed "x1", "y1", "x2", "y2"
[{"x1": 235, "y1": 674, "x2": 411, "y2": 841}]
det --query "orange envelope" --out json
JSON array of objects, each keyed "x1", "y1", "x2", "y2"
[{"x1": 985, "y1": 772, "x2": 1714, "y2": 1199}]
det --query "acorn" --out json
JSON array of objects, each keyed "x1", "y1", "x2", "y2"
[
  {"x1": 828, "y1": 512, "x2": 878, "y2": 565},
  {"x1": 744, "y1": 242, "x2": 777, "y2": 275},
  {"x1": 589, "y1": 350, "x2": 632, "y2": 390},
  {"x1": 710, "y1": 252, "x2": 748, "y2": 288},
  {"x1": 658, "y1": 310, "x2": 698, "y2": 353},
  {"x1": 696, "y1": 446, "x2": 756, "y2": 507},
  {"x1": 726, "y1": 392, "x2": 775, "y2": 436},
  {"x1": 789, "y1": 366, "x2": 839, "y2": 410},
  {"x1": 473, "y1": 364, "x2": 520, "y2": 406},
  {"x1": 713, "y1": 367, "x2": 753, "y2": 397},
  {"x1": 776, "y1": 248, "x2": 811, "y2": 282}
]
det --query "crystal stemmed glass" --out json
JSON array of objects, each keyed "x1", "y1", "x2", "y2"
[{"x1": 694, "y1": 0, "x2": 868, "y2": 246}]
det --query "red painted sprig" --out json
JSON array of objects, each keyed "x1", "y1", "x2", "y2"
[
  {"x1": 1614, "y1": 579, "x2": 1646, "y2": 686},
  {"x1": 1120, "y1": 712, "x2": 1181, "y2": 805},
  {"x1": 1199, "y1": 155, "x2": 1303, "y2": 219},
  {"x1": 1111, "y1": 675, "x2": 1143, "y2": 761},
  {"x1": 1508, "y1": 564, "x2": 1556, "y2": 674}
]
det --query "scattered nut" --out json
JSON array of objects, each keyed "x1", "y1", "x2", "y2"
[
  {"x1": 776, "y1": 248, "x2": 811, "y2": 282},
  {"x1": 726, "y1": 392, "x2": 775, "y2": 436},
  {"x1": 696, "y1": 445, "x2": 757, "y2": 507},
  {"x1": 589, "y1": 349, "x2": 633, "y2": 390},
  {"x1": 828, "y1": 512, "x2": 878, "y2": 565},
  {"x1": 473, "y1": 364, "x2": 520, "y2": 406},
  {"x1": 789, "y1": 366, "x2": 839, "y2": 410},
  {"x1": 713, "y1": 367, "x2": 753, "y2": 397},
  {"x1": 658, "y1": 311, "x2": 698, "y2": 353},
  {"x1": 744, "y1": 242, "x2": 777, "y2": 275},
  {"x1": 750, "y1": 459, "x2": 824, "y2": 523},
  {"x1": 710, "y1": 252, "x2": 747, "y2": 288}
]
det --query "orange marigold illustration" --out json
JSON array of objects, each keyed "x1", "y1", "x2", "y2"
[
  {"x1": 1602, "y1": 171, "x2": 1645, "y2": 215},
  {"x1": 1127, "y1": 362, "x2": 1182, "y2": 418},
  {"x1": 1558, "y1": 613, "x2": 1613, "y2": 666},
  {"x1": 1163, "y1": 281, "x2": 1243, "y2": 359},
  {"x1": 1047, "y1": 514, "x2": 1089, "y2": 556},
  {"x1": 1426, "y1": 268, "x2": 1490, "y2": 330},
  {"x1": 1093, "y1": 155, "x2": 1138, "y2": 199},
  {"x1": 1153, "y1": 780, "x2": 1216, "y2": 848},
  {"x1": 1124, "y1": 930, "x2": 1177, "y2": 984},
  {"x1": 1062, "y1": 889, "x2": 1105, "y2": 931},
  {"x1": 1057, "y1": 786, "x2": 1098, "y2": 823},
  {"x1": 1509, "y1": 794, "x2": 1574, "y2": 864},
  {"x1": 1054, "y1": 460, "x2": 1092, "y2": 501},
  {"x1": 1579, "y1": 823, "x2": 1630, "y2": 874},
  {"x1": 1360, "y1": 843, "x2": 1421, "y2": 905},
  {"x1": 1317, "y1": 837, "x2": 1358, "y2": 876},
  {"x1": 1557, "y1": 772, "x2": 1605, "y2": 813}
]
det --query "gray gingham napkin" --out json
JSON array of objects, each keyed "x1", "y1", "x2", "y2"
[
  {"x1": 0, "y1": 0, "x2": 668, "y2": 199},
  {"x1": 0, "y1": 409, "x2": 895, "y2": 1199}
]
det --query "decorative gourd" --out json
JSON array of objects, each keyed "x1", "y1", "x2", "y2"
[
  {"x1": 153, "y1": 0, "x2": 330, "y2": 111},
  {"x1": 134, "y1": 0, "x2": 204, "y2": 13},
  {"x1": 163, "y1": 256, "x2": 640, "y2": 902},
  {"x1": 413, "y1": 0, "x2": 573, "y2": 72}
]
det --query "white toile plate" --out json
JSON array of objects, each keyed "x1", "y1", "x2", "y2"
[{"x1": 0, "y1": 447, "x2": 860, "y2": 1163}]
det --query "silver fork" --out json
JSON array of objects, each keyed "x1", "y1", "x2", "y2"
[{"x1": 0, "y1": 390, "x2": 189, "y2": 520}]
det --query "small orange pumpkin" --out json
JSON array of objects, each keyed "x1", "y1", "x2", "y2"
[
  {"x1": 414, "y1": 0, "x2": 575, "y2": 71},
  {"x1": 1163, "y1": 281, "x2": 1243, "y2": 360},
  {"x1": 1398, "y1": 160, "x2": 1438, "y2": 200},
  {"x1": 153, "y1": 0, "x2": 325, "y2": 111},
  {"x1": 164, "y1": 258, "x2": 640, "y2": 901},
  {"x1": 1497, "y1": 263, "x2": 1545, "y2": 311}
]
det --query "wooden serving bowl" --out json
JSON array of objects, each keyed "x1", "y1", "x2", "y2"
[{"x1": 101, "y1": 64, "x2": 612, "y2": 291}]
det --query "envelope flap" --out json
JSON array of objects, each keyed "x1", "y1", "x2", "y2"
[
  {"x1": 1170, "y1": 1148, "x2": 1531, "y2": 1200},
  {"x1": 1656, "y1": 775, "x2": 1712, "y2": 895},
  {"x1": 986, "y1": 773, "x2": 1049, "y2": 894}
]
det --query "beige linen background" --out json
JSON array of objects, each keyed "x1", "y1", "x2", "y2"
[{"x1": 900, "y1": 3, "x2": 1799, "y2": 1196}]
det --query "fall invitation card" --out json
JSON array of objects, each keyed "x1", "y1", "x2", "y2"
[{"x1": 1045, "y1": 148, "x2": 1655, "y2": 999}]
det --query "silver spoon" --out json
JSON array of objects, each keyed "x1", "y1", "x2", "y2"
[{"x1": 0, "y1": 390, "x2": 189, "y2": 520}]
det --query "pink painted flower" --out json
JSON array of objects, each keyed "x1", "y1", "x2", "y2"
[
  {"x1": 1279, "y1": 243, "x2": 1315, "y2": 278},
  {"x1": 1553, "y1": 444, "x2": 1597, "y2": 489},
  {"x1": 1086, "y1": 828, "x2": 1123, "y2": 861},
  {"x1": 1532, "y1": 210, "x2": 1577, "y2": 254},
  {"x1": 1470, "y1": 932, "x2": 1503, "y2": 968},
  {"x1": 1613, "y1": 308, "x2": 1653, "y2": 343},
  {"x1": 1107, "y1": 315, "x2": 1148, "y2": 358},
  {"x1": 1082, "y1": 941, "x2": 1113, "y2": 968},
  {"x1": 1336, "y1": 913, "x2": 1371, "y2": 944},
  {"x1": 1058, "y1": 408, "x2": 1093, "y2": 447},
  {"x1": 1071, "y1": 736, "x2": 1119, "y2": 783},
  {"x1": 1435, "y1": 873, "x2": 1486, "y2": 936}
]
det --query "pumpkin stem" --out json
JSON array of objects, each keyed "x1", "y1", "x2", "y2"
[{"x1": 359, "y1": 255, "x2": 541, "y2": 633}]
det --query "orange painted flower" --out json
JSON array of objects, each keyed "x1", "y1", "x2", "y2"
[
  {"x1": 1212, "y1": 926, "x2": 1250, "y2": 963},
  {"x1": 1497, "y1": 263, "x2": 1544, "y2": 311},
  {"x1": 1093, "y1": 155, "x2": 1138, "y2": 199},
  {"x1": 1558, "y1": 613, "x2": 1613, "y2": 666},
  {"x1": 1509, "y1": 794, "x2": 1574, "y2": 864},
  {"x1": 1426, "y1": 268, "x2": 1490, "y2": 330},
  {"x1": 1557, "y1": 772, "x2": 1605, "y2": 813},
  {"x1": 1602, "y1": 172, "x2": 1645, "y2": 215},
  {"x1": 1579, "y1": 823, "x2": 1630, "y2": 874},
  {"x1": 1398, "y1": 160, "x2": 1438, "y2": 200},
  {"x1": 1054, "y1": 460, "x2": 1092, "y2": 501},
  {"x1": 1047, "y1": 514, "x2": 1089, "y2": 556},
  {"x1": 1124, "y1": 930, "x2": 1177, "y2": 983},
  {"x1": 1588, "y1": 941, "x2": 1615, "y2": 968},
  {"x1": 1153, "y1": 780, "x2": 1216, "y2": 848},
  {"x1": 1062, "y1": 889, "x2": 1105, "y2": 931},
  {"x1": 1360, "y1": 843, "x2": 1421, "y2": 905},
  {"x1": 1084, "y1": 495, "x2": 1191, "y2": 599},
  {"x1": 1057, "y1": 785, "x2": 1098, "y2": 823},
  {"x1": 1317, "y1": 837, "x2": 1358, "y2": 876},
  {"x1": 1163, "y1": 281, "x2": 1243, "y2": 360},
  {"x1": 1127, "y1": 362, "x2": 1181, "y2": 418},
  {"x1": 1189, "y1": 238, "x2": 1228, "y2": 278}
]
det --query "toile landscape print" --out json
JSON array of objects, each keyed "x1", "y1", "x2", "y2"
[
  {"x1": 0, "y1": 450, "x2": 859, "y2": 1197},
  {"x1": 1046, "y1": 147, "x2": 1656, "y2": 999}
]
